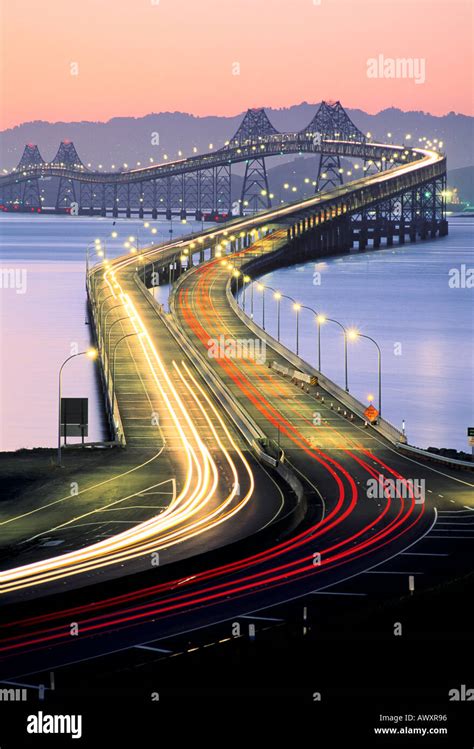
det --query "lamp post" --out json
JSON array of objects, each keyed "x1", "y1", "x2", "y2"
[
  {"x1": 256, "y1": 283, "x2": 266, "y2": 330},
  {"x1": 101, "y1": 303, "x2": 123, "y2": 350},
  {"x1": 242, "y1": 275, "x2": 251, "y2": 313},
  {"x1": 58, "y1": 349, "x2": 97, "y2": 466},
  {"x1": 349, "y1": 330, "x2": 382, "y2": 416},
  {"x1": 86, "y1": 238, "x2": 104, "y2": 293},
  {"x1": 111, "y1": 332, "x2": 143, "y2": 413},
  {"x1": 318, "y1": 315, "x2": 350, "y2": 391},
  {"x1": 278, "y1": 292, "x2": 300, "y2": 355},
  {"x1": 232, "y1": 269, "x2": 241, "y2": 301},
  {"x1": 97, "y1": 292, "x2": 115, "y2": 341},
  {"x1": 274, "y1": 292, "x2": 281, "y2": 341},
  {"x1": 106, "y1": 316, "x2": 132, "y2": 389},
  {"x1": 294, "y1": 302, "x2": 301, "y2": 355},
  {"x1": 300, "y1": 304, "x2": 321, "y2": 369}
]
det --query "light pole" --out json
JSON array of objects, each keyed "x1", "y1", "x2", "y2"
[
  {"x1": 256, "y1": 283, "x2": 280, "y2": 340},
  {"x1": 106, "y1": 316, "x2": 132, "y2": 389},
  {"x1": 256, "y1": 283, "x2": 266, "y2": 330},
  {"x1": 300, "y1": 304, "x2": 320, "y2": 368},
  {"x1": 58, "y1": 349, "x2": 97, "y2": 466},
  {"x1": 274, "y1": 292, "x2": 281, "y2": 341},
  {"x1": 318, "y1": 315, "x2": 350, "y2": 391},
  {"x1": 242, "y1": 275, "x2": 251, "y2": 313},
  {"x1": 101, "y1": 303, "x2": 123, "y2": 350},
  {"x1": 294, "y1": 303, "x2": 301, "y2": 355},
  {"x1": 279, "y1": 292, "x2": 300, "y2": 355},
  {"x1": 97, "y1": 292, "x2": 115, "y2": 341},
  {"x1": 86, "y1": 238, "x2": 104, "y2": 293},
  {"x1": 111, "y1": 332, "x2": 143, "y2": 413},
  {"x1": 232, "y1": 269, "x2": 241, "y2": 301},
  {"x1": 86, "y1": 240, "x2": 97, "y2": 275},
  {"x1": 349, "y1": 330, "x2": 382, "y2": 416}
]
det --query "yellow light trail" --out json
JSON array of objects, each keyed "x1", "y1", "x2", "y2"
[
  {"x1": 0, "y1": 252, "x2": 256, "y2": 594},
  {"x1": 0, "y1": 145, "x2": 443, "y2": 593}
]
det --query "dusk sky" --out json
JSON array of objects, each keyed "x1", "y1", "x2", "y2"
[{"x1": 1, "y1": 0, "x2": 473, "y2": 129}]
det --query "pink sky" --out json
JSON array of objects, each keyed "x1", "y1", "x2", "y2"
[{"x1": 1, "y1": 0, "x2": 472, "y2": 129}]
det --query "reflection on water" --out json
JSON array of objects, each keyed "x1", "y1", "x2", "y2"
[
  {"x1": 1, "y1": 215, "x2": 472, "y2": 453},
  {"x1": 254, "y1": 218, "x2": 474, "y2": 451},
  {"x1": 0, "y1": 215, "x2": 205, "y2": 451}
]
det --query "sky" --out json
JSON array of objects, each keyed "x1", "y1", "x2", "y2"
[{"x1": 1, "y1": 0, "x2": 473, "y2": 130}]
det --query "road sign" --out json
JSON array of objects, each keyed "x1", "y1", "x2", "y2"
[
  {"x1": 468, "y1": 437, "x2": 474, "y2": 447},
  {"x1": 61, "y1": 398, "x2": 88, "y2": 439},
  {"x1": 468, "y1": 427, "x2": 474, "y2": 437},
  {"x1": 364, "y1": 404, "x2": 379, "y2": 423}
]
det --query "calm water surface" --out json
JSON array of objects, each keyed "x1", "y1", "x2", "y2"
[
  {"x1": 1, "y1": 215, "x2": 472, "y2": 452},
  {"x1": 0, "y1": 215, "x2": 201, "y2": 451},
  {"x1": 254, "y1": 218, "x2": 474, "y2": 451}
]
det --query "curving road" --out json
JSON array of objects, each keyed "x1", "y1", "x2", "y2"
[{"x1": 1, "y1": 141, "x2": 471, "y2": 680}]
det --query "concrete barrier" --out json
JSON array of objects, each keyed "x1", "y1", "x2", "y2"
[
  {"x1": 227, "y1": 281, "x2": 406, "y2": 446},
  {"x1": 139, "y1": 275, "x2": 308, "y2": 528},
  {"x1": 86, "y1": 275, "x2": 127, "y2": 447},
  {"x1": 394, "y1": 442, "x2": 474, "y2": 472}
]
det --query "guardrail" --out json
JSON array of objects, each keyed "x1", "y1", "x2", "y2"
[
  {"x1": 86, "y1": 273, "x2": 127, "y2": 448},
  {"x1": 226, "y1": 278, "x2": 405, "y2": 445},
  {"x1": 139, "y1": 274, "x2": 308, "y2": 528},
  {"x1": 394, "y1": 442, "x2": 474, "y2": 471},
  {"x1": 145, "y1": 276, "x2": 275, "y2": 468},
  {"x1": 225, "y1": 246, "x2": 474, "y2": 473}
]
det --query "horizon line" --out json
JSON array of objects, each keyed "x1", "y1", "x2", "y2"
[{"x1": 3, "y1": 102, "x2": 473, "y2": 133}]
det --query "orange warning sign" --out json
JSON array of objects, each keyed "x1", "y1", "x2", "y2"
[{"x1": 364, "y1": 404, "x2": 379, "y2": 423}]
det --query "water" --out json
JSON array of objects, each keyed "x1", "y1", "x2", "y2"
[
  {"x1": 250, "y1": 218, "x2": 474, "y2": 451},
  {"x1": 0, "y1": 214, "x2": 205, "y2": 451},
  {"x1": 1, "y1": 215, "x2": 472, "y2": 453}
]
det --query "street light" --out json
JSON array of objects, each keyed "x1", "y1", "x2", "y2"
[
  {"x1": 277, "y1": 292, "x2": 300, "y2": 355},
  {"x1": 97, "y1": 292, "x2": 115, "y2": 340},
  {"x1": 256, "y1": 283, "x2": 266, "y2": 329},
  {"x1": 348, "y1": 330, "x2": 382, "y2": 415},
  {"x1": 57, "y1": 349, "x2": 97, "y2": 466},
  {"x1": 318, "y1": 315, "x2": 350, "y2": 391},
  {"x1": 299, "y1": 304, "x2": 321, "y2": 369},
  {"x1": 232, "y1": 269, "x2": 241, "y2": 297},
  {"x1": 101, "y1": 303, "x2": 124, "y2": 350},
  {"x1": 242, "y1": 275, "x2": 251, "y2": 313},
  {"x1": 111, "y1": 332, "x2": 143, "y2": 413},
  {"x1": 105, "y1": 316, "x2": 133, "y2": 389},
  {"x1": 293, "y1": 302, "x2": 301, "y2": 355},
  {"x1": 274, "y1": 291, "x2": 282, "y2": 341}
]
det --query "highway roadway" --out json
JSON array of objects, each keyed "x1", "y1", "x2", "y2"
[
  {"x1": 0, "y1": 143, "x2": 471, "y2": 680},
  {"x1": 0, "y1": 251, "x2": 287, "y2": 602}
]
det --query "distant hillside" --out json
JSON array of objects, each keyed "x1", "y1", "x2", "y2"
[{"x1": 1, "y1": 104, "x2": 472, "y2": 172}]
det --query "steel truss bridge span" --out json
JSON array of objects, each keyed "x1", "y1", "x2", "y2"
[
  {"x1": 0, "y1": 100, "x2": 429, "y2": 218},
  {"x1": 116, "y1": 144, "x2": 447, "y2": 287}
]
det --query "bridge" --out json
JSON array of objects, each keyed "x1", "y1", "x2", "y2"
[
  {"x1": 2, "y1": 105, "x2": 471, "y2": 681},
  {"x1": 0, "y1": 101, "x2": 434, "y2": 219}
]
